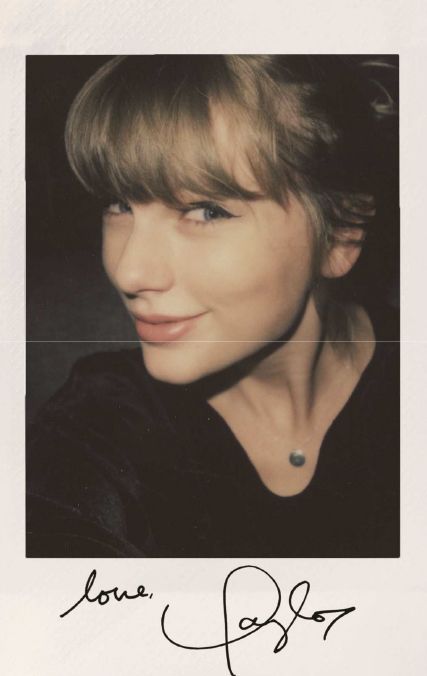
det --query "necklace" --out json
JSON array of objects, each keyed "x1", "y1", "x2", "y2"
[
  {"x1": 288, "y1": 429, "x2": 315, "y2": 467},
  {"x1": 289, "y1": 449, "x2": 306, "y2": 467}
]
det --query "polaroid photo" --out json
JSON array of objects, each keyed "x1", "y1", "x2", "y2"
[{"x1": 2, "y1": 2, "x2": 426, "y2": 674}]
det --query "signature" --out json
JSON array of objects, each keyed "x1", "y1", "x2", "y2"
[
  {"x1": 161, "y1": 565, "x2": 356, "y2": 676},
  {"x1": 59, "y1": 568, "x2": 154, "y2": 618}
]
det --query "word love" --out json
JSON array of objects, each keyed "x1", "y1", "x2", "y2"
[
  {"x1": 161, "y1": 565, "x2": 356, "y2": 676},
  {"x1": 60, "y1": 569, "x2": 153, "y2": 618}
]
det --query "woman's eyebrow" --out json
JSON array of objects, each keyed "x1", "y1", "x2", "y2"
[{"x1": 184, "y1": 200, "x2": 220, "y2": 207}]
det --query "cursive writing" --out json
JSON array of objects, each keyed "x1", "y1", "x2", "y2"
[
  {"x1": 161, "y1": 565, "x2": 355, "y2": 676},
  {"x1": 60, "y1": 569, "x2": 154, "y2": 618}
]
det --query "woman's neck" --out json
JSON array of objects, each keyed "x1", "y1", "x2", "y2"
[{"x1": 207, "y1": 296, "x2": 375, "y2": 436}]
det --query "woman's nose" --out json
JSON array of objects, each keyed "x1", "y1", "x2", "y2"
[{"x1": 107, "y1": 206, "x2": 175, "y2": 297}]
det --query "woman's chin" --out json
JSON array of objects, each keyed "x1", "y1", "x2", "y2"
[{"x1": 140, "y1": 343, "x2": 214, "y2": 385}]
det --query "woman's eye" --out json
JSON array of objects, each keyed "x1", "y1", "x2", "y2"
[
  {"x1": 181, "y1": 202, "x2": 235, "y2": 225},
  {"x1": 104, "y1": 201, "x2": 132, "y2": 216}
]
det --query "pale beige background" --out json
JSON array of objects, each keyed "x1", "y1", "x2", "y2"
[{"x1": 1, "y1": 0, "x2": 425, "y2": 674}]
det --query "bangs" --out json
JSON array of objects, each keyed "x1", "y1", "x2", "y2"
[
  {"x1": 65, "y1": 55, "x2": 377, "y2": 240},
  {"x1": 65, "y1": 56, "x2": 284, "y2": 207}
]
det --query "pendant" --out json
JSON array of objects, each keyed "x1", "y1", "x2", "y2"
[{"x1": 289, "y1": 449, "x2": 306, "y2": 467}]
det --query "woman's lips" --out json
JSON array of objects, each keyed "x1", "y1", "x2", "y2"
[{"x1": 132, "y1": 313, "x2": 205, "y2": 342}]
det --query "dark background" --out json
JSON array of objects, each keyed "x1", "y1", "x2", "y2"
[
  {"x1": 26, "y1": 55, "x2": 399, "y2": 421},
  {"x1": 27, "y1": 57, "x2": 138, "y2": 421}
]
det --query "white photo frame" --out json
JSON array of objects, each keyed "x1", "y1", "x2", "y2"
[{"x1": 1, "y1": 1, "x2": 425, "y2": 674}]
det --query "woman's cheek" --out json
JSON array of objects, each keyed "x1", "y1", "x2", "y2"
[{"x1": 185, "y1": 243, "x2": 244, "y2": 296}]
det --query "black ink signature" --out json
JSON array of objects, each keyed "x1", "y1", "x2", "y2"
[
  {"x1": 59, "y1": 569, "x2": 154, "y2": 618},
  {"x1": 161, "y1": 565, "x2": 355, "y2": 676}
]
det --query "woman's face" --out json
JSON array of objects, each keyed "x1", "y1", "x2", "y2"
[{"x1": 102, "y1": 190, "x2": 318, "y2": 384}]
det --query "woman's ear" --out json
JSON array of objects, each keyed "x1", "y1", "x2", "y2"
[{"x1": 320, "y1": 227, "x2": 366, "y2": 279}]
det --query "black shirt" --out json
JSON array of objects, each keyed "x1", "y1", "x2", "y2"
[{"x1": 27, "y1": 315, "x2": 399, "y2": 558}]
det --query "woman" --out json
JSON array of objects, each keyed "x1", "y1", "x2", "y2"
[{"x1": 26, "y1": 55, "x2": 399, "y2": 557}]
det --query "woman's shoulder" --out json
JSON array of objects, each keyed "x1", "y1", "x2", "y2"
[
  {"x1": 26, "y1": 349, "x2": 165, "y2": 557},
  {"x1": 344, "y1": 302, "x2": 399, "y2": 444},
  {"x1": 366, "y1": 301, "x2": 399, "y2": 384},
  {"x1": 366, "y1": 299, "x2": 399, "y2": 343},
  {"x1": 61, "y1": 347, "x2": 147, "y2": 391},
  {"x1": 26, "y1": 348, "x2": 173, "y2": 503},
  {"x1": 31, "y1": 348, "x2": 167, "y2": 430}
]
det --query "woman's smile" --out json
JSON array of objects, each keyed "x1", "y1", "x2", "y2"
[{"x1": 132, "y1": 311, "x2": 208, "y2": 342}]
